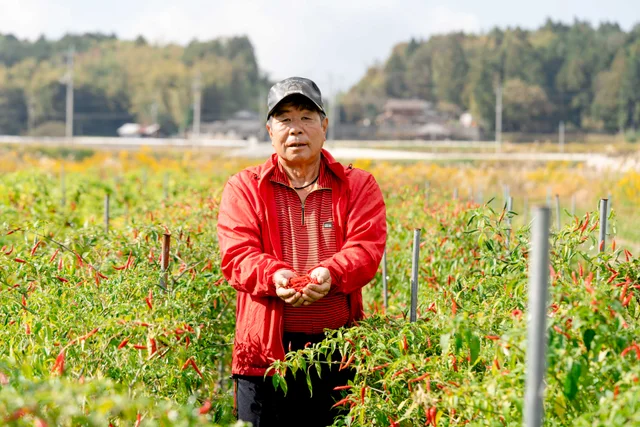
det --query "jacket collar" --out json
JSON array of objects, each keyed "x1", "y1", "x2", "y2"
[{"x1": 255, "y1": 148, "x2": 348, "y2": 188}]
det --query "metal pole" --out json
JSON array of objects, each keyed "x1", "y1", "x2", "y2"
[
  {"x1": 559, "y1": 121, "x2": 565, "y2": 153},
  {"x1": 524, "y1": 207, "x2": 550, "y2": 427},
  {"x1": 503, "y1": 184, "x2": 510, "y2": 206},
  {"x1": 506, "y1": 196, "x2": 513, "y2": 248},
  {"x1": 65, "y1": 46, "x2": 74, "y2": 141},
  {"x1": 104, "y1": 194, "x2": 110, "y2": 234},
  {"x1": 555, "y1": 194, "x2": 561, "y2": 230},
  {"x1": 546, "y1": 188, "x2": 551, "y2": 207},
  {"x1": 599, "y1": 199, "x2": 608, "y2": 254},
  {"x1": 382, "y1": 247, "x2": 388, "y2": 310},
  {"x1": 453, "y1": 188, "x2": 458, "y2": 201},
  {"x1": 163, "y1": 173, "x2": 169, "y2": 201},
  {"x1": 192, "y1": 71, "x2": 202, "y2": 138},
  {"x1": 607, "y1": 193, "x2": 612, "y2": 235},
  {"x1": 495, "y1": 80, "x2": 502, "y2": 153},
  {"x1": 160, "y1": 232, "x2": 171, "y2": 290},
  {"x1": 410, "y1": 229, "x2": 421, "y2": 323},
  {"x1": 60, "y1": 163, "x2": 66, "y2": 208}
]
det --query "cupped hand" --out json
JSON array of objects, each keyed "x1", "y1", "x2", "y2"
[
  {"x1": 273, "y1": 269, "x2": 304, "y2": 307},
  {"x1": 301, "y1": 267, "x2": 332, "y2": 306}
]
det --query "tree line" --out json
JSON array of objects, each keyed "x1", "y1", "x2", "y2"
[
  {"x1": 0, "y1": 33, "x2": 269, "y2": 136},
  {"x1": 340, "y1": 19, "x2": 640, "y2": 136}
]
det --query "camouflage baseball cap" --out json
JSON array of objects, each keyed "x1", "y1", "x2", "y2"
[{"x1": 267, "y1": 77, "x2": 325, "y2": 119}]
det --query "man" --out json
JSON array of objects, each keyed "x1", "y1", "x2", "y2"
[{"x1": 217, "y1": 76, "x2": 386, "y2": 426}]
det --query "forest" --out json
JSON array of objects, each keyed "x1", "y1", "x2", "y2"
[
  {"x1": 342, "y1": 19, "x2": 640, "y2": 136},
  {"x1": 0, "y1": 19, "x2": 639, "y2": 137}
]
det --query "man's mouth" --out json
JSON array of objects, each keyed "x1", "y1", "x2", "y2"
[{"x1": 287, "y1": 142, "x2": 307, "y2": 148}]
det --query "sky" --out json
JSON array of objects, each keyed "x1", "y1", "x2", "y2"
[{"x1": 0, "y1": 0, "x2": 638, "y2": 96}]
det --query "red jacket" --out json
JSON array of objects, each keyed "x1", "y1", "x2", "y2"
[{"x1": 217, "y1": 149, "x2": 387, "y2": 376}]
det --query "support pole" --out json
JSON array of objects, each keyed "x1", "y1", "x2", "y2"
[
  {"x1": 555, "y1": 194, "x2": 561, "y2": 230},
  {"x1": 599, "y1": 199, "x2": 608, "y2": 254},
  {"x1": 382, "y1": 247, "x2": 388, "y2": 310},
  {"x1": 524, "y1": 207, "x2": 551, "y2": 427},
  {"x1": 410, "y1": 229, "x2": 421, "y2": 323},
  {"x1": 160, "y1": 232, "x2": 171, "y2": 290},
  {"x1": 506, "y1": 196, "x2": 513, "y2": 248},
  {"x1": 104, "y1": 194, "x2": 110, "y2": 234}
]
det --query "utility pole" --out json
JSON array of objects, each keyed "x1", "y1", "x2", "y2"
[
  {"x1": 151, "y1": 97, "x2": 159, "y2": 125},
  {"x1": 259, "y1": 87, "x2": 267, "y2": 141},
  {"x1": 559, "y1": 121, "x2": 565, "y2": 153},
  {"x1": 65, "y1": 46, "x2": 74, "y2": 141},
  {"x1": 327, "y1": 74, "x2": 337, "y2": 141},
  {"x1": 192, "y1": 71, "x2": 202, "y2": 138},
  {"x1": 495, "y1": 79, "x2": 502, "y2": 153}
]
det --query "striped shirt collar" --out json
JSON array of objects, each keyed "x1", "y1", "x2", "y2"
[{"x1": 270, "y1": 157, "x2": 332, "y2": 190}]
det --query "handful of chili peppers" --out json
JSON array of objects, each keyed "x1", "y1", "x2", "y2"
[{"x1": 286, "y1": 274, "x2": 318, "y2": 292}]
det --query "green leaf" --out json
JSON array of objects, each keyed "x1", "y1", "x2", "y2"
[
  {"x1": 469, "y1": 335, "x2": 481, "y2": 364},
  {"x1": 583, "y1": 329, "x2": 596, "y2": 352},
  {"x1": 563, "y1": 362, "x2": 582, "y2": 400}
]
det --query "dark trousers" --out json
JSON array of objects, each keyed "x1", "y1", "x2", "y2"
[{"x1": 236, "y1": 332, "x2": 354, "y2": 427}]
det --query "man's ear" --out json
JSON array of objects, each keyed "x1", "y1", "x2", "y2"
[
  {"x1": 322, "y1": 117, "x2": 329, "y2": 138},
  {"x1": 266, "y1": 121, "x2": 273, "y2": 142}
]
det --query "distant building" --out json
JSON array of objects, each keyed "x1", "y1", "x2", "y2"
[
  {"x1": 198, "y1": 110, "x2": 263, "y2": 140},
  {"x1": 117, "y1": 123, "x2": 160, "y2": 138},
  {"x1": 373, "y1": 98, "x2": 480, "y2": 140}
]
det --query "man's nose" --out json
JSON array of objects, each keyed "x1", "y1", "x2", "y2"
[{"x1": 288, "y1": 120, "x2": 304, "y2": 134}]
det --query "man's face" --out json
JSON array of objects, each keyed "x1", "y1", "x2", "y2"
[{"x1": 267, "y1": 102, "x2": 328, "y2": 167}]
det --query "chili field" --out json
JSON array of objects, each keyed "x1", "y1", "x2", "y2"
[{"x1": 1, "y1": 149, "x2": 639, "y2": 426}]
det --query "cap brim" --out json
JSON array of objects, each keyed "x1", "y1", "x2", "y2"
[{"x1": 267, "y1": 91, "x2": 325, "y2": 119}]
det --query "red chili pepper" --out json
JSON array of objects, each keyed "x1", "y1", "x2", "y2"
[
  {"x1": 49, "y1": 249, "x2": 59, "y2": 263},
  {"x1": 578, "y1": 263, "x2": 584, "y2": 277},
  {"x1": 78, "y1": 328, "x2": 99, "y2": 342},
  {"x1": 371, "y1": 362, "x2": 390, "y2": 372},
  {"x1": 51, "y1": 350, "x2": 65, "y2": 375},
  {"x1": 117, "y1": 338, "x2": 129, "y2": 349},
  {"x1": 200, "y1": 259, "x2": 212, "y2": 272},
  {"x1": 402, "y1": 336, "x2": 408, "y2": 352},
  {"x1": 133, "y1": 344, "x2": 147, "y2": 350},
  {"x1": 599, "y1": 240, "x2": 605, "y2": 252},
  {"x1": 485, "y1": 335, "x2": 500, "y2": 341},
  {"x1": 199, "y1": 400, "x2": 212, "y2": 415},
  {"x1": 612, "y1": 239, "x2": 616, "y2": 251},
  {"x1": 56, "y1": 276, "x2": 69, "y2": 283},
  {"x1": 333, "y1": 385, "x2": 353, "y2": 391},
  {"x1": 3, "y1": 245, "x2": 14, "y2": 255},
  {"x1": 624, "y1": 249, "x2": 633, "y2": 262},
  {"x1": 340, "y1": 353, "x2": 356, "y2": 371},
  {"x1": 585, "y1": 272, "x2": 595, "y2": 295},
  {"x1": 622, "y1": 294, "x2": 632, "y2": 307},
  {"x1": 571, "y1": 271, "x2": 578, "y2": 285},
  {"x1": 408, "y1": 372, "x2": 429, "y2": 384},
  {"x1": 589, "y1": 220, "x2": 599, "y2": 232},
  {"x1": 30, "y1": 241, "x2": 42, "y2": 257},
  {"x1": 134, "y1": 414, "x2": 141, "y2": 427},
  {"x1": 360, "y1": 385, "x2": 367, "y2": 404},
  {"x1": 331, "y1": 397, "x2": 351, "y2": 409},
  {"x1": 145, "y1": 289, "x2": 153, "y2": 310},
  {"x1": 14, "y1": 258, "x2": 27, "y2": 264},
  {"x1": 182, "y1": 357, "x2": 203, "y2": 378},
  {"x1": 149, "y1": 337, "x2": 157, "y2": 355},
  {"x1": 451, "y1": 297, "x2": 457, "y2": 316}
]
